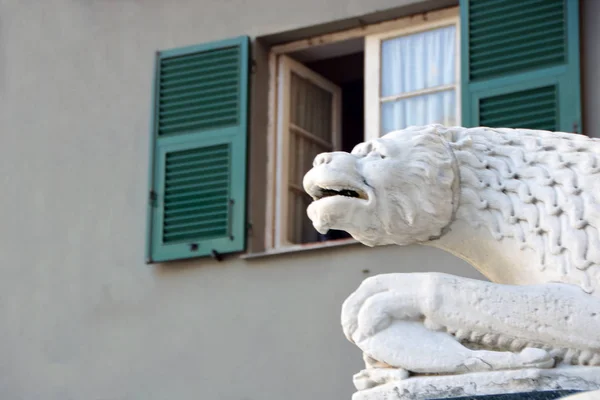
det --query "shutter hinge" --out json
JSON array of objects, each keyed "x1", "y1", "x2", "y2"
[
  {"x1": 573, "y1": 121, "x2": 579, "y2": 134},
  {"x1": 251, "y1": 59, "x2": 257, "y2": 74},
  {"x1": 149, "y1": 190, "x2": 158, "y2": 207}
]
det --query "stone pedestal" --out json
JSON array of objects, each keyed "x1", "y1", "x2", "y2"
[
  {"x1": 352, "y1": 367, "x2": 600, "y2": 400},
  {"x1": 432, "y1": 392, "x2": 581, "y2": 399}
]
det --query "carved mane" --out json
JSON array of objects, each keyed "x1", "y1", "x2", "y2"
[
  {"x1": 351, "y1": 129, "x2": 457, "y2": 245},
  {"x1": 426, "y1": 125, "x2": 600, "y2": 294}
]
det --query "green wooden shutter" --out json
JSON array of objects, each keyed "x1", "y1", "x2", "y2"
[
  {"x1": 461, "y1": 0, "x2": 581, "y2": 133},
  {"x1": 145, "y1": 36, "x2": 250, "y2": 263}
]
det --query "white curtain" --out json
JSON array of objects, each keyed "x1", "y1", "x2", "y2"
[{"x1": 380, "y1": 25, "x2": 456, "y2": 135}]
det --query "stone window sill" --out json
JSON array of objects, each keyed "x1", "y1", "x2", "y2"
[{"x1": 241, "y1": 238, "x2": 360, "y2": 260}]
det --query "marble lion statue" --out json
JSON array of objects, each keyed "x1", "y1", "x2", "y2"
[{"x1": 302, "y1": 124, "x2": 600, "y2": 388}]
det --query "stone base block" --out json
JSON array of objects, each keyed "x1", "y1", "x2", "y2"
[{"x1": 352, "y1": 366, "x2": 600, "y2": 400}]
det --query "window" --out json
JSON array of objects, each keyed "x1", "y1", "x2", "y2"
[
  {"x1": 266, "y1": 8, "x2": 460, "y2": 251},
  {"x1": 266, "y1": 0, "x2": 582, "y2": 252},
  {"x1": 142, "y1": 0, "x2": 581, "y2": 261}
]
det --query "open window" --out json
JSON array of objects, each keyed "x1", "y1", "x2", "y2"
[{"x1": 266, "y1": 8, "x2": 460, "y2": 251}]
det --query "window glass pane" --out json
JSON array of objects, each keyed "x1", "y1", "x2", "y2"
[
  {"x1": 381, "y1": 89, "x2": 456, "y2": 134},
  {"x1": 381, "y1": 25, "x2": 456, "y2": 97}
]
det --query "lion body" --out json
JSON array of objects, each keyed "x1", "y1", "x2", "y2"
[{"x1": 424, "y1": 125, "x2": 600, "y2": 295}]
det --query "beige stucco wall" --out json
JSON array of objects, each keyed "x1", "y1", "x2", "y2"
[{"x1": 0, "y1": 0, "x2": 597, "y2": 399}]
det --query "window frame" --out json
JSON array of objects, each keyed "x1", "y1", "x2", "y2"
[
  {"x1": 264, "y1": 7, "x2": 460, "y2": 253},
  {"x1": 364, "y1": 14, "x2": 461, "y2": 141}
]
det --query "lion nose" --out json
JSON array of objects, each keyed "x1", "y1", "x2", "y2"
[{"x1": 313, "y1": 152, "x2": 333, "y2": 167}]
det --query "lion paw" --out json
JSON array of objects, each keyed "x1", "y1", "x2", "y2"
[
  {"x1": 518, "y1": 347, "x2": 555, "y2": 369},
  {"x1": 353, "y1": 368, "x2": 410, "y2": 390}
]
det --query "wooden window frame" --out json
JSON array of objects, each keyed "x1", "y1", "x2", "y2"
[{"x1": 264, "y1": 7, "x2": 460, "y2": 252}]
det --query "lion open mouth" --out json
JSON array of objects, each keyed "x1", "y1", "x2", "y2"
[{"x1": 310, "y1": 186, "x2": 369, "y2": 201}]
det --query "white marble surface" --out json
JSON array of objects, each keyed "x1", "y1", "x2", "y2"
[
  {"x1": 303, "y1": 124, "x2": 600, "y2": 295},
  {"x1": 342, "y1": 272, "x2": 600, "y2": 376},
  {"x1": 303, "y1": 125, "x2": 600, "y2": 397}
]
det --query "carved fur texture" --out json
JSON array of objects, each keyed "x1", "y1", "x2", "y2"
[{"x1": 435, "y1": 125, "x2": 600, "y2": 294}]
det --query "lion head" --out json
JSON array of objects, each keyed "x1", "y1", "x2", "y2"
[{"x1": 302, "y1": 125, "x2": 459, "y2": 247}]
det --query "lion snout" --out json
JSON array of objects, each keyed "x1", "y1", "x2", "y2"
[
  {"x1": 311, "y1": 151, "x2": 359, "y2": 168},
  {"x1": 303, "y1": 152, "x2": 362, "y2": 193}
]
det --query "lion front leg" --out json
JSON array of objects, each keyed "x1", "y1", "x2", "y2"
[
  {"x1": 354, "y1": 310, "x2": 554, "y2": 375},
  {"x1": 342, "y1": 272, "x2": 593, "y2": 376}
]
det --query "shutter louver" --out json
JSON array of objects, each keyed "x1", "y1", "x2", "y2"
[
  {"x1": 158, "y1": 47, "x2": 241, "y2": 135},
  {"x1": 479, "y1": 86, "x2": 558, "y2": 131},
  {"x1": 460, "y1": 0, "x2": 581, "y2": 134},
  {"x1": 469, "y1": 0, "x2": 566, "y2": 81},
  {"x1": 163, "y1": 144, "x2": 231, "y2": 244},
  {"x1": 146, "y1": 37, "x2": 249, "y2": 263}
]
